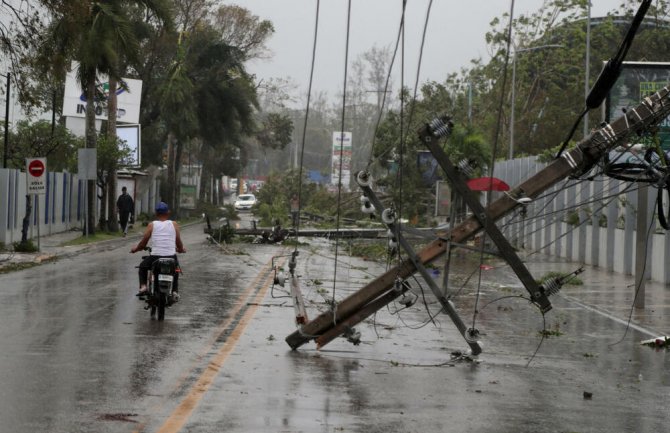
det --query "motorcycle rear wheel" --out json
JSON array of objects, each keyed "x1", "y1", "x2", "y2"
[
  {"x1": 157, "y1": 292, "x2": 167, "y2": 321},
  {"x1": 148, "y1": 278, "x2": 157, "y2": 318}
]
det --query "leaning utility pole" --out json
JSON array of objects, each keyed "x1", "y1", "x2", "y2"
[{"x1": 286, "y1": 87, "x2": 670, "y2": 351}]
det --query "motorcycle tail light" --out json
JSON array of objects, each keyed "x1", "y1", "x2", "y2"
[{"x1": 156, "y1": 258, "x2": 176, "y2": 274}]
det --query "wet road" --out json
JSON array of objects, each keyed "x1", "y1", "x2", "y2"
[
  {"x1": 0, "y1": 222, "x2": 285, "y2": 433},
  {"x1": 2, "y1": 222, "x2": 670, "y2": 432}
]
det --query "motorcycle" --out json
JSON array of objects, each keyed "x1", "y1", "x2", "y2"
[
  {"x1": 140, "y1": 249, "x2": 182, "y2": 320},
  {"x1": 256, "y1": 219, "x2": 289, "y2": 244}
]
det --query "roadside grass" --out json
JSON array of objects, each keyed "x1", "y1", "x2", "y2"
[
  {"x1": 60, "y1": 231, "x2": 126, "y2": 246},
  {"x1": 0, "y1": 257, "x2": 57, "y2": 274},
  {"x1": 57, "y1": 219, "x2": 198, "y2": 247}
]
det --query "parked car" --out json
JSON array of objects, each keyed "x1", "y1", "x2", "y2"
[{"x1": 234, "y1": 194, "x2": 257, "y2": 211}]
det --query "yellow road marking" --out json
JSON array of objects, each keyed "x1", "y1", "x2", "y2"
[
  {"x1": 150, "y1": 257, "x2": 283, "y2": 433},
  {"x1": 134, "y1": 253, "x2": 283, "y2": 433}
]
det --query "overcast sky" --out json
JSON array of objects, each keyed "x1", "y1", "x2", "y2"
[{"x1": 233, "y1": 0, "x2": 624, "y2": 102}]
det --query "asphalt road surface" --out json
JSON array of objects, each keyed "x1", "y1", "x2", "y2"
[{"x1": 1, "y1": 221, "x2": 669, "y2": 432}]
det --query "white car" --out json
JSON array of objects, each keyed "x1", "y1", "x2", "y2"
[{"x1": 234, "y1": 194, "x2": 257, "y2": 211}]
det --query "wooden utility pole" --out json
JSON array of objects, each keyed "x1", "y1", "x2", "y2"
[
  {"x1": 286, "y1": 87, "x2": 670, "y2": 351},
  {"x1": 288, "y1": 252, "x2": 308, "y2": 325}
]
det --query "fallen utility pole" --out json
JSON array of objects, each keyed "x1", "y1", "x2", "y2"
[
  {"x1": 327, "y1": 179, "x2": 483, "y2": 354},
  {"x1": 288, "y1": 251, "x2": 308, "y2": 325},
  {"x1": 286, "y1": 86, "x2": 670, "y2": 351},
  {"x1": 419, "y1": 116, "x2": 551, "y2": 312}
]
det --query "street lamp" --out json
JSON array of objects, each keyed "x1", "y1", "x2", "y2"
[{"x1": 509, "y1": 44, "x2": 563, "y2": 160}]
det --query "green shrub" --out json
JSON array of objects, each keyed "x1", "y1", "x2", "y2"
[
  {"x1": 564, "y1": 211, "x2": 580, "y2": 226},
  {"x1": 137, "y1": 212, "x2": 152, "y2": 226},
  {"x1": 219, "y1": 204, "x2": 240, "y2": 221},
  {"x1": 13, "y1": 240, "x2": 38, "y2": 253},
  {"x1": 196, "y1": 201, "x2": 225, "y2": 220},
  {"x1": 347, "y1": 240, "x2": 389, "y2": 261},
  {"x1": 209, "y1": 225, "x2": 236, "y2": 243},
  {"x1": 599, "y1": 214, "x2": 607, "y2": 228},
  {"x1": 257, "y1": 201, "x2": 288, "y2": 227}
]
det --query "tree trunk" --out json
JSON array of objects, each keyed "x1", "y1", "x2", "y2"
[
  {"x1": 85, "y1": 78, "x2": 97, "y2": 235},
  {"x1": 20, "y1": 195, "x2": 32, "y2": 243},
  {"x1": 174, "y1": 138, "x2": 184, "y2": 216},
  {"x1": 107, "y1": 78, "x2": 119, "y2": 232},
  {"x1": 98, "y1": 174, "x2": 107, "y2": 231},
  {"x1": 166, "y1": 132, "x2": 176, "y2": 210}
]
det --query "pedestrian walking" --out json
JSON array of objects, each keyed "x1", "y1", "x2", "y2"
[{"x1": 117, "y1": 186, "x2": 135, "y2": 237}]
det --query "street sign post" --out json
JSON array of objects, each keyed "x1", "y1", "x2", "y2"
[
  {"x1": 25, "y1": 157, "x2": 47, "y2": 250},
  {"x1": 26, "y1": 158, "x2": 46, "y2": 194},
  {"x1": 78, "y1": 149, "x2": 97, "y2": 236}
]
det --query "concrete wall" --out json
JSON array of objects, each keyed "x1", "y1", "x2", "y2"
[
  {"x1": 0, "y1": 168, "x2": 84, "y2": 245},
  {"x1": 0, "y1": 167, "x2": 160, "y2": 246},
  {"x1": 493, "y1": 156, "x2": 670, "y2": 285}
]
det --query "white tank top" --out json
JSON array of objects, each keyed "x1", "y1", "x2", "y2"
[{"x1": 151, "y1": 220, "x2": 176, "y2": 256}]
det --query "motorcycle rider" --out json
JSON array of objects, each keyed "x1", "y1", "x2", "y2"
[{"x1": 130, "y1": 201, "x2": 186, "y2": 300}]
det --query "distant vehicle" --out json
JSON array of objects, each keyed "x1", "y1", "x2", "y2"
[{"x1": 234, "y1": 194, "x2": 257, "y2": 211}]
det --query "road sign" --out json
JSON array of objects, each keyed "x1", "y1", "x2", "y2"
[
  {"x1": 26, "y1": 158, "x2": 47, "y2": 194},
  {"x1": 77, "y1": 148, "x2": 97, "y2": 180}
]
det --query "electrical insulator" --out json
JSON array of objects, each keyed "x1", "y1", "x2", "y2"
[
  {"x1": 273, "y1": 271, "x2": 286, "y2": 288},
  {"x1": 356, "y1": 171, "x2": 372, "y2": 187},
  {"x1": 428, "y1": 116, "x2": 454, "y2": 138},
  {"x1": 344, "y1": 327, "x2": 361, "y2": 345},
  {"x1": 540, "y1": 267, "x2": 584, "y2": 298},
  {"x1": 381, "y1": 208, "x2": 396, "y2": 225},
  {"x1": 457, "y1": 158, "x2": 476, "y2": 178},
  {"x1": 399, "y1": 294, "x2": 414, "y2": 307},
  {"x1": 386, "y1": 228, "x2": 398, "y2": 249},
  {"x1": 360, "y1": 196, "x2": 375, "y2": 215}
]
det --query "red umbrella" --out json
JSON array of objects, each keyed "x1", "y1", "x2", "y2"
[{"x1": 466, "y1": 177, "x2": 510, "y2": 192}]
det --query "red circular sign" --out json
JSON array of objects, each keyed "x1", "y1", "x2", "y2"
[{"x1": 28, "y1": 160, "x2": 45, "y2": 177}]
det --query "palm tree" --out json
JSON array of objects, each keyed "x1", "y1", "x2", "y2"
[
  {"x1": 37, "y1": 1, "x2": 171, "y2": 234},
  {"x1": 105, "y1": 1, "x2": 172, "y2": 231}
]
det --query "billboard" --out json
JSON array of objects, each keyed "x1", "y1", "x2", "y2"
[
  {"x1": 63, "y1": 62, "x2": 142, "y2": 124},
  {"x1": 607, "y1": 62, "x2": 670, "y2": 149},
  {"x1": 331, "y1": 131, "x2": 352, "y2": 191},
  {"x1": 180, "y1": 184, "x2": 197, "y2": 210},
  {"x1": 117, "y1": 124, "x2": 141, "y2": 167}
]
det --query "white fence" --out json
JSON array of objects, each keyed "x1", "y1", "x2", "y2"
[
  {"x1": 0, "y1": 169, "x2": 84, "y2": 246},
  {"x1": 0, "y1": 168, "x2": 161, "y2": 247},
  {"x1": 493, "y1": 156, "x2": 670, "y2": 284}
]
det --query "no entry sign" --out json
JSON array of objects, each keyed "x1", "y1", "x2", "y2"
[{"x1": 26, "y1": 158, "x2": 47, "y2": 194}]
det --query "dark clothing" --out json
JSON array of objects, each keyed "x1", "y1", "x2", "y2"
[
  {"x1": 117, "y1": 193, "x2": 134, "y2": 232},
  {"x1": 139, "y1": 254, "x2": 179, "y2": 292},
  {"x1": 117, "y1": 192, "x2": 134, "y2": 213},
  {"x1": 119, "y1": 213, "x2": 130, "y2": 232}
]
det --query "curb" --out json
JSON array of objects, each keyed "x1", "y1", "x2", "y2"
[{"x1": 0, "y1": 220, "x2": 205, "y2": 273}]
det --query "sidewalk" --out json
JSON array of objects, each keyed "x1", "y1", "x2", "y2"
[
  {"x1": 522, "y1": 254, "x2": 670, "y2": 338},
  {"x1": 0, "y1": 228, "x2": 141, "y2": 272},
  {"x1": 0, "y1": 220, "x2": 204, "y2": 273}
]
